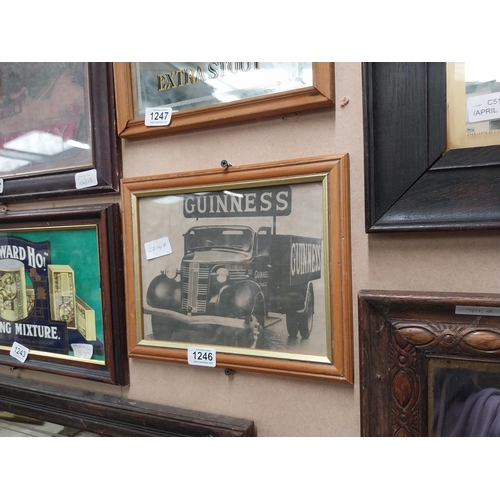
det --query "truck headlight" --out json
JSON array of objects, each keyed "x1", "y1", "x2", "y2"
[
  {"x1": 166, "y1": 265, "x2": 179, "y2": 279},
  {"x1": 216, "y1": 268, "x2": 229, "y2": 283}
]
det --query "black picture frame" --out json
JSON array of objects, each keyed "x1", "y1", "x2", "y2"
[
  {"x1": 363, "y1": 62, "x2": 500, "y2": 232},
  {"x1": 0, "y1": 62, "x2": 121, "y2": 202}
]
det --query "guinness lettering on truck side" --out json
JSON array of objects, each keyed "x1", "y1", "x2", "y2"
[{"x1": 144, "y1": 185, "x2": 322, "y2": 348}]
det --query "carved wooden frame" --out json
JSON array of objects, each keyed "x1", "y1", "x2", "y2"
[{"x1": 358, "y1": 290, "x2": 500, "y2": 436}]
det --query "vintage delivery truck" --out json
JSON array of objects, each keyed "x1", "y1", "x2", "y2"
[
  {"x1": 145, "y1": 224, "x2": 322, "y2": 348},
  {"x1": 144, "y1": 186, "x2": 323, "y2": 348}
]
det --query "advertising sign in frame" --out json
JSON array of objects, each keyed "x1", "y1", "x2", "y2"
[
  {"x1": 113, "y1": 62, "x2": 335, "y2": 140},
  {"x1": 121, "y1": 155, "x2": 353, "y2": 383},
  {"x1": 0, "y1": 204, "x2": 128, "y2": 385}
]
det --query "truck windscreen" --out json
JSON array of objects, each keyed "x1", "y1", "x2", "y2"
[{"x1": 185, "y1": 227, "x2": 253, "y2": 252}]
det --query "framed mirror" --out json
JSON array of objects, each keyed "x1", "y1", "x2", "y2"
[
  {"x1": 359, "y1": 290, "x2": 500, "y2": 436},
  {"x1": 0, "y1": 62, "x2": 121, "y2": 202},
  {"x1": 363, "y1": 63, "x2": 500, "y2": 232},
  {"x1": 114, "y1": 62, "x2": 334, "y2": 140},
  {"x1": 430, "y1": 358, "x2": 500, "y2": 436}
]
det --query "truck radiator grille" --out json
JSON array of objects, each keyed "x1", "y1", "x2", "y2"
[
  {"x1": 228, "y1": 269, "x2": 247, "y2": 281},
  {"x1": 181, "y1": 263, "x2": 209, "y2": 313}
]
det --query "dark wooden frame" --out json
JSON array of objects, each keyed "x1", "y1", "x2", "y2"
[
  {"x1": 363, "y1": 62, "x2": 500, "y2": 232},
  {"x1": 0, "y1": 62, "x2": 121, "y2": 202},
  {"x1": 359, "y1": 290, "x2": 500, "y2": 436},
  {"x1": 0, "y1": 204, "x2": 128, "y2": 385},
  {"x1": 0, "y1": 374, "x2": 254, "y2": 436},
  {"x1": 114, "y1": 62, "x2": 334, "y2": 140}
]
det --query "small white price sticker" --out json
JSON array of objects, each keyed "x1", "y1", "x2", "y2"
[
  {"x1": 145, "y1": 236, "x2": 172, "y2": 260},
  {"x1": 188, "y1": 347, "x2": 216, "y2": 367},
  {"x1": 145, "y1": 107, "x2": 173, "y2": 127},
  {"x1": 456, "y1": 305, "x2": 500, "y2": 317},
  {"x1": 75, "y1": 169, "x2": 98, "y2": 189},
  {"x1": 71, "y1": 343, "x2": 93, "y2": 359},
  {"x1": 10, "y1": 341, "x2": 29, "y2": 363}
]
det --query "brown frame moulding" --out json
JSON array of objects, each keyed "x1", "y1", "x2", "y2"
[
  {"x1": 359, "y1": 290, "x2": 500, "y2": 437},
  {"x1": 0, "y1": 374, "x2": 255, "y2": 436}
]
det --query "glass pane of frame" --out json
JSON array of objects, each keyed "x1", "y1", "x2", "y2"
[
  {"x1": 430, "y1": 358, "x2": 500, "y2": 437},
  {"x1": 132, "y1": 62, "x2": 313, "y2": 116},
  {"x1": 447, "y1": 62, "x2": 500, "y2": 150},
  {"x1": 0, "y1": 62, "x2": 92, "y2": 178}
]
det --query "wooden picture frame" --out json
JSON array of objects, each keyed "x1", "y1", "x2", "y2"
[
  {"x1": 359, "y1": 290, "x2": 500, "y2": 436},
  {"x1": 363, "y1": 62, "x2": 500, "y2": 232},
  {"x1": 0, "y1": 62, "x2": 121, "y2": 202},
  {"x1": 0, "y1": 204, "x2": 128, "y2": 385},
  {"x1": 0, "y1": 374, "x2": 254, "y2": 436},
  {"x1": 121, "y1": 155, "x2": 353, "y2": 382},
  {"x1": 113, "y1": 62, "x2": 335, "y2": 140}
]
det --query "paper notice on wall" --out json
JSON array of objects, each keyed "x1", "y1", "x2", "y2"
[
  {"x1": 467, "y1": 92, "x2": 500, "y2": 123},
  {"x1": 455, "y1": 305, "x2": 500, "y2": 317},
  {"x1": 145, "y1": 236, "x2": 172, "y2": 260}
]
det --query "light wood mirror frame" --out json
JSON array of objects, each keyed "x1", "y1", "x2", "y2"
[{"x1": 113, "y1": 63, "x2": 334, "y2": 140}]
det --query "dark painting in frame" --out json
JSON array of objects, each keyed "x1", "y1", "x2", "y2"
[
  {"x1": 0, "y1": 204, "x2": 128, "y2": 385},
  {"x1": 121, "y1": 155, "x2": 353, "y2": 382},
  {"x1": 0, "y1": 62, "x2": 121, "y2": 202},
  {"x1": 363, "y1": 62, "x2": 500, "y2": 232}
]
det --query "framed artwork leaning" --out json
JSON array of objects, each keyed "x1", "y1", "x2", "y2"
[
  {"x1": 0, "y1": 204, "x2": 128, "y2": 385},
  {"x1": 121, "y1": 155, "x2": 353, "y2": 382},
  {"x1": 0, "y1": 62, "x2": 121, "y2": 202}
]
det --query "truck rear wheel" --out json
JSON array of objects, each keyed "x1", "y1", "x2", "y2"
[
  {"x1": 298, "y1": 290, "x2": 314, "y2": 339},
  {"x1": 286, "y1": 314, "x2": 300, "y2": 339}
]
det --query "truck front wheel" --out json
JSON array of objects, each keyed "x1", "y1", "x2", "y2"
[
  {"x1": 151, "y1": 316, "x2": 175, "y2": 341},
  {"x1": 237, "y1": 294, "x2": 265, "y2": 348}
]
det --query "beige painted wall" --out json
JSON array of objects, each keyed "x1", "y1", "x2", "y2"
[{"x1": 4, "y1": 62, "x2": 500, "y2": 436}]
